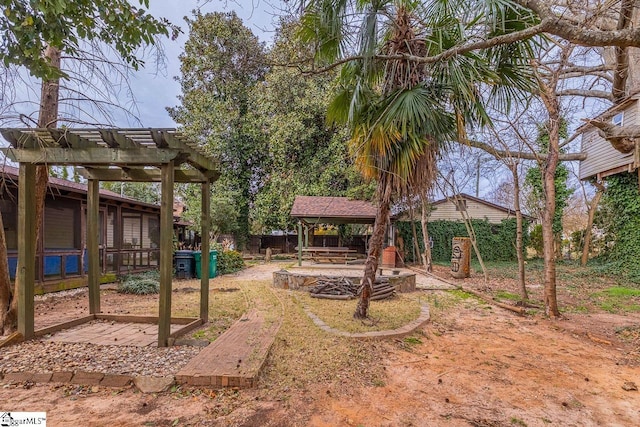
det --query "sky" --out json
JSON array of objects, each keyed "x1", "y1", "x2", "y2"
[{"x1": 127, "y1": 0, "x2": 285, "y2": 127}]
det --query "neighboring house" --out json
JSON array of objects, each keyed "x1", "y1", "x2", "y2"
[
  {"x1": 0, "y1": 166, "x2": 177, "y2": 293},
  {"x1": 415, "y1": 193, "x2": 532, "y2": 224},
  {"x1": 578, "y1": 92, "x2": 640, "y2": 180}
]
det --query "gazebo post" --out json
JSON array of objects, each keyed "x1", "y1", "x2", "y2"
[
  {"x1": 87, "y1": 178, "x2": 101, "y2": 314},
  {"x1": 304, "y1": 225, "x2": 309, "y2": 248},
  {"x1": 200, "y1": 180, "x2": 210, "y2": 322},
  {"x1": 158, "y1": 160, "x2": 175, "y2": 347},
  {"x1": 297, "y1": 221, "x2": 303, "y2": 266},
  {"x1": 17, "y1": 163, "x2": 36, "y2": 339}
]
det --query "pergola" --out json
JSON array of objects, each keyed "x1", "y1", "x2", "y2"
[
  {"x1": 290, "y1": 196, "x2": 384, "y2": 265},
  {"x1": 0, "y1": 128, "x2": 218, "y2": 347}
]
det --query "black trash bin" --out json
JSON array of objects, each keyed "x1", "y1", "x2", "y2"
[{"x1": 174, "y1": 250, "x2": 195, "y2": 279}]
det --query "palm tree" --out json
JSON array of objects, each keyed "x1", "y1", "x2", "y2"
[{"x1": 299, "y1": 0, "x2": 536, "y2": 318}]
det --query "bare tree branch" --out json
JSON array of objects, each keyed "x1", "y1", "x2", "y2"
[
  {"x1": 515, "y1": 0, "x2": 640, "y2": 48},
  {"x1": 556, "y1": 89, "x2": 614, "y2": 100},
  {"x1": 467, "y1": 139, "x2": 586, "y2": 161}
]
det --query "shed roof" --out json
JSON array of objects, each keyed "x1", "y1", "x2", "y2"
[
  {"x1": 431, "y1": 193, "x2": 535, "y2": 221},
  {"x1": 290, "y1": 196, "x2": 380, "y2": 225},
  {"x1": 1, "y1": 165, "x2": 160, "y2": 210}
]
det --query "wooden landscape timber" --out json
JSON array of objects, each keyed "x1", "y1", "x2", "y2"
[{"x1": 408, "y1": 266, "x2": 526, "y2": 315}]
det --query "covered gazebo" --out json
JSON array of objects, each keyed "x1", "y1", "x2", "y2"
[
  {"x1": 290, "y1": 196, "x2": 394, "y2": 265},
  {"x1": 1, "y1": 128, "x2": 218, "y2": 347}
]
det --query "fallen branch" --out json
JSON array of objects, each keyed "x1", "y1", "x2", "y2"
[
  {"x1": 408, "y1": 266, "x2": 526, "y2": 315},
  {"x1": 587, "y1": 332, "x2": 612, "y2": 346}
]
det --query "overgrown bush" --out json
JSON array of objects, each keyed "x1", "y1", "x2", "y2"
[
  {"x1": 593, "y1": 172, "x2": 640, "y2": 283},
  {"x1": 396, "y1": 218, "x2": 529, "y2": 263},
  {"x1": 217, "y1": 249, "x2": 245, "y2": 275},
  {"x1": 117, "y1": 270, "x2": 160, "y2": 294},
  {"x1": 529, "y1": 224, "x2": 543, "y2": 257}
]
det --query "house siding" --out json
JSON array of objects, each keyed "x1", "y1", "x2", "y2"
[
  {"x1": 579, "y1": 100, "x2": 637, "y2": 180},
  {"x1": 429, "y1": 198, "x2": 514, "y2": 224}
]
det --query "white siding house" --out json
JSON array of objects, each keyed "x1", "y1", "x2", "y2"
[
  {"x1": 579, "y1": 93, "x2": 640, "y2": 180},
  {"x1": 401, "y1": 193, "x2": 532, "y2": 224}
]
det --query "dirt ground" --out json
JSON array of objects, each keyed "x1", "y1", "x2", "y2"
[{"x1": 1, "y1": 262, "x2": 639, "y2": 426}]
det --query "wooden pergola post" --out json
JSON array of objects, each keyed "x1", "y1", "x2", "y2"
[
  {"x1": 87, "y1": 179, "x2": 100, "y2": 314},
  {"x1": 200, "y1": 180, "x2": 210, "y2": 322},
  {"x1": 298, "y1": 221, "x2": 303, "y2": 266},
  {"x1": 158, "y1": 160, "x2": 174, "y2": 347},
  {"x1": 17, "y1": 163, "x2": 36, "y2": 339}
]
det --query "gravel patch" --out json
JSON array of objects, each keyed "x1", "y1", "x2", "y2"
[{"x1": 0, "y1": 340, "x2": 202, "y2": 377}]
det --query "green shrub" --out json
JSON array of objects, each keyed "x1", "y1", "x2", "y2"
[
  {"x1": 117, "y1": 270, "x2": 160, "y2": 294},
  {"x1": 529, "y1": 224, "x2": 543, "y2": 257},
  {"x1": 396, "y1": 218, "x2": 529, "y2": 263},
  {"x1": 218, "y1": 250, "x2": 245, "y2": 275}
]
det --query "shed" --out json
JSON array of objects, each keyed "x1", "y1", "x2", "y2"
[{"x1": 1, "y1": 165, "x2": 171, "y2": 292}]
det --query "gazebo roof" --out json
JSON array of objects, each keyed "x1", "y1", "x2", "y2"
[
  {"x1": 0, "y1": 127, "x2": 218, "y2": 183},
  {"x1": 290, "y1": 196, "x2": 380, "y2": 225}
]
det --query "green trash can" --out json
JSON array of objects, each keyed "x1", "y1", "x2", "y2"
[{"x1": 194, "y1": 250, "x2": 218, "y2": 279}]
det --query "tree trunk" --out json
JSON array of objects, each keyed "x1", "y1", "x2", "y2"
[
  {"x1": 581, "y1": 181, "x2": 605, "y2": 266},
  {"x1": 511, "y1": 163, "x2": 528, "y2": 301},
  {"x1": 420, "y1": 192, "x2": 432, "y2": 272},
  {"x1": 408, "y1": 202, "x2": 420, "y2": 263},
  {"x1": 0, "y1": 212, "x2": 15, "y2": 334},
  {"x1": 354, "y1": 178, "x2": 392, "y2": 319},
  {"x1": 3, "y1": 46, "x2": 61, "y2": 332},
  {"x1": 541, "y1": 94, "x2": 561, "y2": 318}
]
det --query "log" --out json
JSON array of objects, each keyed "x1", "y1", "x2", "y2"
[
  {"x1": 371, "y1": 290, "x2": 396, "y2": 301},
  {"x1": 310, "y1": 294, "x2": 354, "y2": 300},
  {"x1": 372, "y1": 287, "x2": 395, "y2": 297}
]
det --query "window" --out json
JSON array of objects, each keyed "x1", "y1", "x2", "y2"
[
  {"x1": 44, "y1": 206, "x2": 77, "y2": 249},
  {"x1": 612, "y1": 112, "x2": 624, "y2": 127}
]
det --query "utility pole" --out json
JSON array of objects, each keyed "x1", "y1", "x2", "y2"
[{"x1": 475, "y1": 157, "x2": 481, "y2": 197}]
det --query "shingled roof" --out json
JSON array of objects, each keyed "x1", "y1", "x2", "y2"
[
  {"x1": 290, "y1": 196, "x2": 380, "y2": 225},
  {"x1": 1, "y1": 165, "x2": 159, "y2": 210}
]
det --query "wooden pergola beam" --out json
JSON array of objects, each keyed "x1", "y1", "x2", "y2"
[
  {"x1": 1, "y1": 147, "x2": 180, "y2": 165},
  {"x1": 48, "y1": 129, "x2": 99, "y2": 149},
  {"x1": 77, "y1": 167, "x2": 218, "y2": 183},
  {"x1": 155, "y1": 131, "x2": 218, "y2": 172},
  {"x1": 99, "y1": 130, "x2": 137, "y2": 149}
]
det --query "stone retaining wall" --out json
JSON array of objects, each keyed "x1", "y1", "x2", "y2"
[{"x1": 272, "y1": 269, "x2": 416, "y2": 293}]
